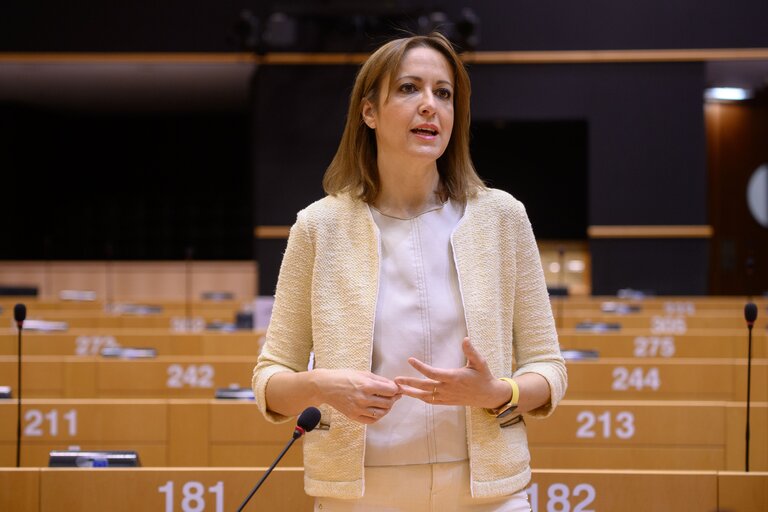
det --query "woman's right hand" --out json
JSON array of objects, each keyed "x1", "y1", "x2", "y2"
[{"x1": 312, "y1": 368, "x2": 401, "y2": 424}]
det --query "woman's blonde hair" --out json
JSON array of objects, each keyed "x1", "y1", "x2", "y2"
[{"x1": 322, "y1": 32, "x2": 485, "y2": 203}]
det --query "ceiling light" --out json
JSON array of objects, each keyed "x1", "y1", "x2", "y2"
[{"x1": 704, "y1": 87, "x2": 753, "y2": 101}]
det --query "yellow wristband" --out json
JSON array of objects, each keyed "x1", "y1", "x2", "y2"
[{"x1": 484, "y1": 377, "x2": 519, "y2": 417}]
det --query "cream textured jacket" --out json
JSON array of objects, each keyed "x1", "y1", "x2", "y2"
[{"x1": 252, "y1": 188, "x2": 567, "y2": 499}]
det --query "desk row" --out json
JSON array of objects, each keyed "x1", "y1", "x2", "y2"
[
  {"x1": 551, "y1": 296, "x2": 767, "y2": 312},
  {"x1": 2, "y1": 330, "x2": 764, "y2": 359},
  {"x1": 2, "y1": 465, "x2": 767, "y2": 511},
  {"x1": 0, "y1": 399, "x2": 765, "y2": 471},
  {"x1": 0, "y1": 330, "x2": 265, "y2": 357},
  {"x1": 556, "y1": 312, "x2": 766, "y2": 331},
  {"x1": 1, "y1": 356, "x2": 764, "y2": 401}
]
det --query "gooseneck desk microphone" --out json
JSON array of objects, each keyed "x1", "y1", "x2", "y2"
[
  {"x1": 237, "y1": 406, "x2": 321, "y2": 511},
  {"x1": 14, "y1": 303, "x2": 26, "y2": 467},
  {"x1": 743, "y1": 302, "x2": 757, "y2": 472}
]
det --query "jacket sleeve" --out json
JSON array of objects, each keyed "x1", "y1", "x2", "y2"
[
  {"x1": 252, "y1": 210, "x2": 315, "y2": 423},
  {"x1": 510, "y1": 204, "x2": 568, "y2": 418}
]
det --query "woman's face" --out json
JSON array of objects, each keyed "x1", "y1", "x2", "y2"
[{"x1": 363, "y1": 46, "x2": 455, "y2": 168}]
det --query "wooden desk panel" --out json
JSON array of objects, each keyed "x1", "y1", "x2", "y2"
[
  {"x1": 560, "y1": 331, "x2": 768, "y2": 359},
  {"x1": 168, "y1": 399, "x2": 210, "y2": 467},
  {"x1": 725, "y1": 402, "x2": 768, "y2": 473},
  {"x1": 528, "y1": 401, "x2": 766, "y2": 471},
  {"x1": 553, "y1": 296, "x2": 768, "y2": 312},
  {"x1": 209, "y1": 401, "x2": 303, "y2": 467},
  {"x1": 530, "y1": 445, "x2": 725, "y2": 471},
  {"x1": 0, "y1": 468, "x2": 39, "y2": 512},
  {"x1": 0, "y1": 399, "x2": 299, "y2": 467},
  {"x1": 4, "y1": 467, "x2": 765, "y2": 511},
  {"x1": 0, "y1": 357, "x2": 98, "y2": 397},
  {"x1": 31, "y1": 468, "x2": 727, "y2": 512},
  {"x1": 527, "y1": 400, "x2": 725, "y2": 446},
  {"x1": 528, "y1": 469, "x2": 717, "y2": 511},
  {"x1": 0, "y1": 356, "x2": 257, "y2": 398},
  {"x1": 0, "y1": 399, "x2": 170, "y2": 466},
  {"x1": 96, "y1": 357, "x2": 254, "y2": 398},
  {"x1": 718, "y1": 471, "x2": 768, "y2": 511},
  {"x1": 0, "y1": 330, "x2": 264, "y2": 357},
  {"x1": 565, "y1": 358, "x2": 767, "y2": 401},
  {"x1": 38, "y1": 468, "x2": 312, "y2": 512},
  {"x1": 560, "y1": 312, "x2": 759, "y2": 330}
]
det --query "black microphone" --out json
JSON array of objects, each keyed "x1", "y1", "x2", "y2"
[
  {"x1": 237, "y1": 407, "x2": 321, "y2": 512},
  {"x1": 743, "y1": 302, "x2": 758, "y2": 472},
  {"x1": 14, "y1": 303, "x2": 26, "y2": 467},
  {"x1": 744, "y1": 302, "x2": 757, "y2": 328},
  {"x1": 14, "y1": 303, "x2": 26, "y2": 329}
]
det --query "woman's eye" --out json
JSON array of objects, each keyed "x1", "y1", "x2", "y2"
[
  {"x1": 399, "y1": 83, "x2": 417, "y2": 93},
  {"x1": 436, "y1": 88, "x2": 452, "y2": 100}
]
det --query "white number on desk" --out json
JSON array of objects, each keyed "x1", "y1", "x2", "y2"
[
  {"x1": 167, "y1": 364, "x2": 215, "y2": 388},
  {"x1": 633, "y1": 336, "x2": 675, "y2": 357},
  {"x1": 576, "y1": 411, "x2": 635, "y2": 439},
  {"x1": 24, "y1": 409, "x2": 77, "y2": 437},
  {"x1": 651, "y1": 315, "x2": 687, "y2": 334},
  {"x1": 664, "y1": 301, "x2": 695, "y2": 315},
  {"x1": 158, "y1": 481, "x2": 224, "y2": 512},
  {"x1": 526, "y1": 482, "x2": 596, "y2": 512},
  {"x1": 75, "y1": 335, "x2": 120, "y2": 355},
  {"x1": 612, "y1": 367, "x2": 660, "y2": 391}
]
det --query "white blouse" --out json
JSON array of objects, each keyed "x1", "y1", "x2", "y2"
[{"x1": 365, "y1": 199, "x2": 469, "y2": 466}]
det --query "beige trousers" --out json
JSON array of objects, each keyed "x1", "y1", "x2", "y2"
[{"x1": 314, "y1": 461, "x2": 531, "y2": 512}]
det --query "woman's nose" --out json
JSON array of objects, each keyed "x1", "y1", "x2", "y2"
[{"x1": 419, "y1": 91, "x2": 436, "y2": 115}]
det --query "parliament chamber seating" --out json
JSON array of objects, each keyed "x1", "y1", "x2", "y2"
[
  {"x1": 0, "y1": 467, "x2": 765, "y2": 511},
  {"x1": 0, "y1": 293, "x2": 766, "y2": 510}
]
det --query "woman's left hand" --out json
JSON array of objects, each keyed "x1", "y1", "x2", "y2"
[{"x1": 393, "y1": 337, "x2": 511, "y2": 409}]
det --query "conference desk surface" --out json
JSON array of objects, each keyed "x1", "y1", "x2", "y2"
[
  {"x1": 1, "y1": 399, "x2": 765, "y2": 471},
  {"x1": 557, "y1": 311, "x2": 767, "y2": 331},
  {"x1": 1, "y1": 328, "x2": 764, "y2": 359},
  {"x1": 559, "y1": 328, "x2": 767, "y2": 359},
  {"x1": 0, "y1": 355, "x2": 259, "y2": 398},
  {"x1": 1, "y1": 467, "x2": 766, "y2": 512},
  {"x1": 2, "y1": 354, "x2": 763, "y2": 401},
  {"x1": 0, "y1": 329, "x2": 265, "y2": 357}
]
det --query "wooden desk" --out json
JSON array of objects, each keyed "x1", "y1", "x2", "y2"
[
  {"x1": 718, "y1": 471, "x2": 768, "y2": 511},
  {"x1": 0, "y1": 399, "x2": 297, "y2": 468},
  {"x1": 0, "y1": 330, "x2": 264, "y2": 357},
  {"x1": 559, "y1": 311, "x2": 764, "y2": 331},
  {"x1": 527, "y1": 400, "x2": 767, "y2": 471},
  {"x1": 552, "y1": 296, "x2": 768, "y2": 312},
  {"x1": 2, "y1": 399, "x2": 765, "y2": 471},
  {"x1": 0, "y1": 356, "x2": 257, "y2": 398},
  {"x1": 560, "y1": 330, "x2": 768, "y2": 359},
  {"x1": 5, "y1": 468, "x2": 765, "y2": 512},
  {"x1": 565, "y1": 357, "x2": 767, "y2": 401}
]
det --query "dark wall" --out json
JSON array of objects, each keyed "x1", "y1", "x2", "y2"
[
  {"x1": 3, "y1": 1, "x2": 768, "y2": 51},
  {"x1": 0, "y1": 105, "x2": 252, "y2": 260},
  {"x1": 252, "y1": 61, "x2": 709, "y2": 294},
  {"x1": 3, "y1": 0, "x2": 766, "y2": 295}
]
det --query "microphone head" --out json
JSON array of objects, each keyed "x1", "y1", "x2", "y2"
[
  {"x1": 744, "y1": 302, "x2": 758, "y2": 325},
  {"x1": 297, "y1": 406, "x2": 321, "y2": 433},
  {"x1": 14, "y1": 303, "x2": 27, "y2": 324}
]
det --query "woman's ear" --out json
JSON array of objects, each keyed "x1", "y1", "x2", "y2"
[{"x1": 361, "y1": 100, "x2": 376, "y2": 129}]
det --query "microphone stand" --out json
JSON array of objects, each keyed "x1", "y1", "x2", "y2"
[
  {"x1": 745, "y1": 309, "x2": 754, "y2": 472},
  {"x1": 235, "y1": 407, "x2": 319, "y2": 512},
  {"x1": 236, "y1": 435, "x2": 300, "y2": 512},
  {"x1": 15, "y1": 316, "x2": 23, "y2": 467},
  {"x1": 185, "y1": 246, "x2": 193, "y2": 330},
  {"x1": 557, "y1": 246, "x2": 565, "y2": 329}
]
